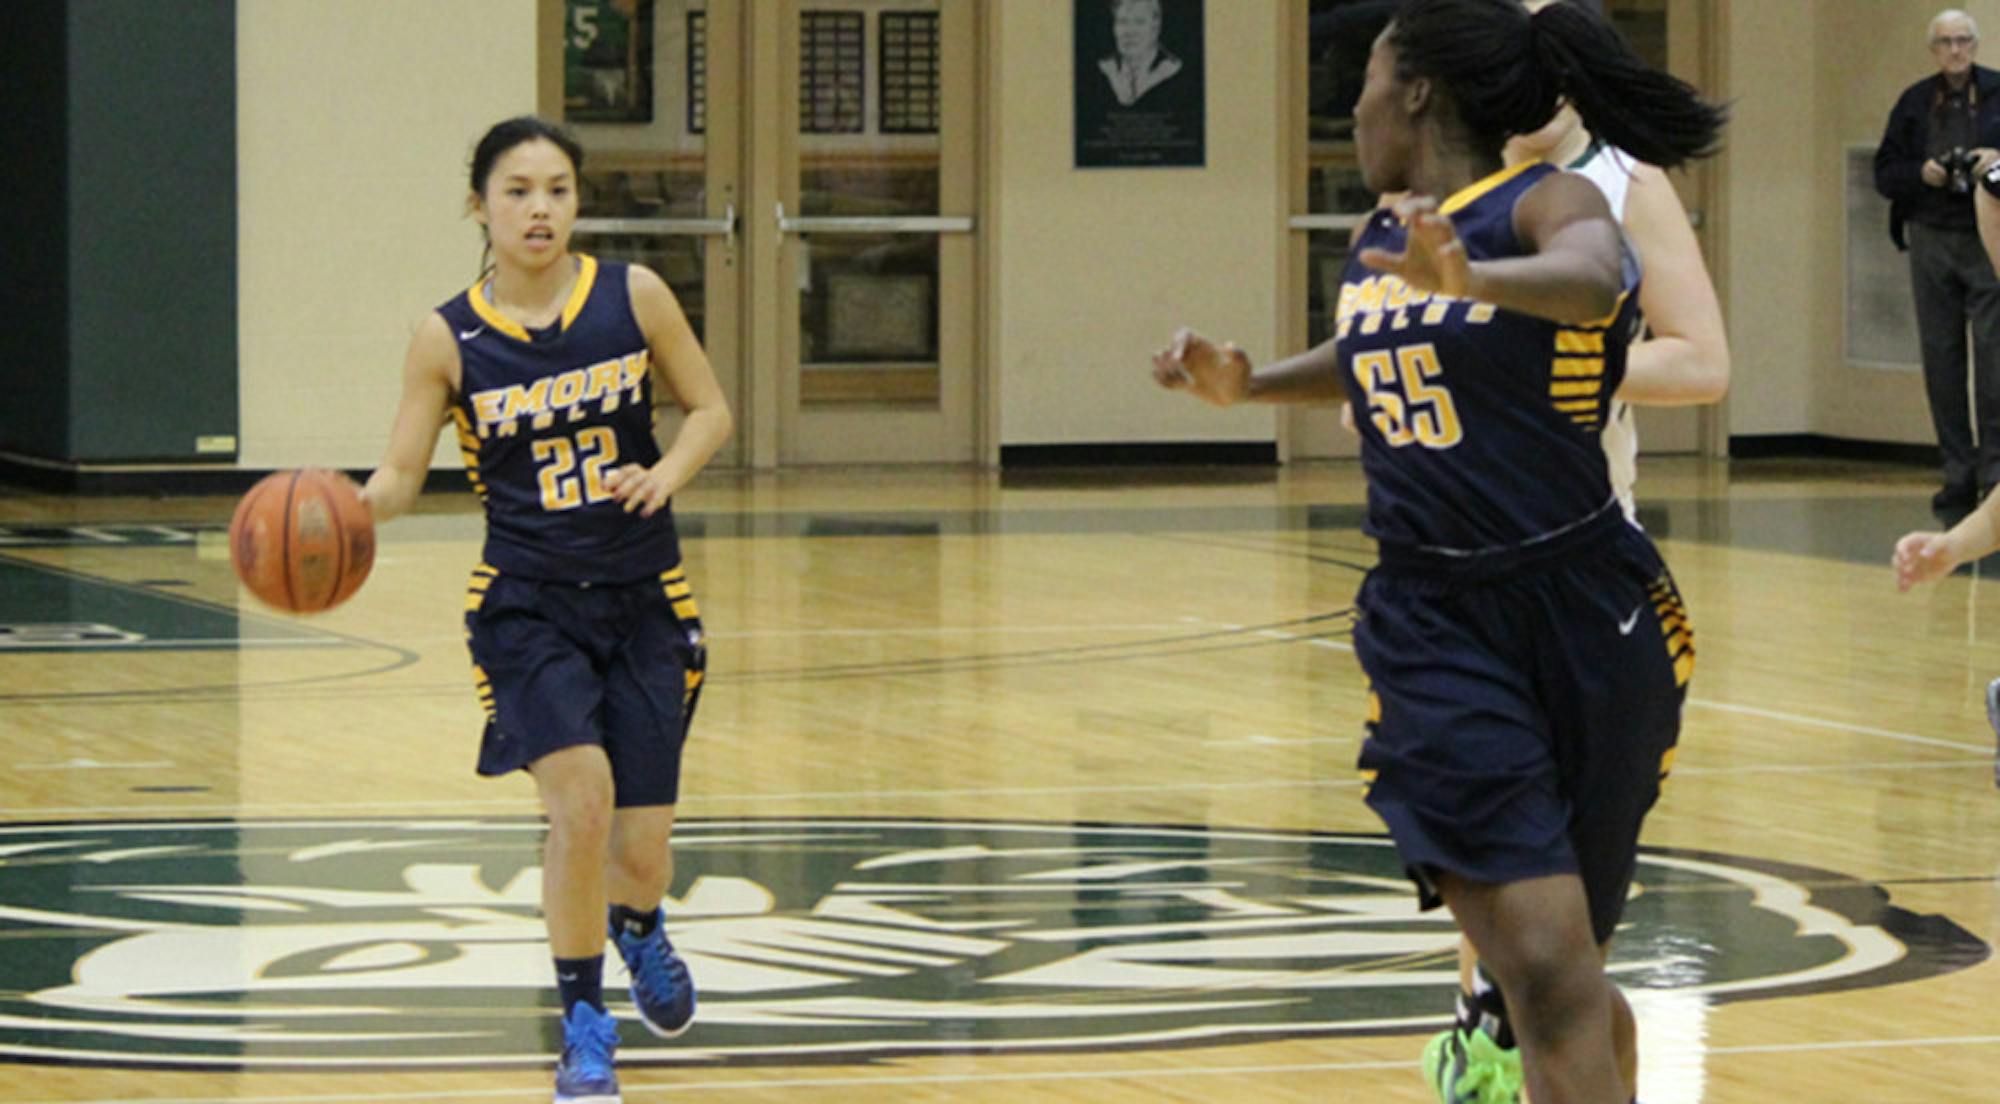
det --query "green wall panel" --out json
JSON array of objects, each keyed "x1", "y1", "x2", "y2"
[
  {"x1": 0, "y1": 1, "x2": 72, "y2": 461},
  {"x1": 65, "y1": 0, "x2": 238, "y2": 463}
]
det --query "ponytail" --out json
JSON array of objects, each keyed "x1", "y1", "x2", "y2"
[
  {"x1": 1527, "y1": 1, "x2": 1723, "y2": 167},
  {"x1": 1386, "y1": 0, "x2": 1724, "y2": 168}
]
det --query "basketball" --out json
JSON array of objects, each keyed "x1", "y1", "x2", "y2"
[{"x1": 228, "y1": 468, "x2": 375, "y2": 613}]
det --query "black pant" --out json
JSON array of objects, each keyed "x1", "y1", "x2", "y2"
[{"x1": 1908, "y1": 221, "x2": 2000, "y2": 505}]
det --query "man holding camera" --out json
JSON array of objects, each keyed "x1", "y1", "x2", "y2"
[{"x1": 1877, "y1": 10, "x2": 2000, "y2": 521}]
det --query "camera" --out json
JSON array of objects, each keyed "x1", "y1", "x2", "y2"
[{"x1": 1942, "y1": 147, "x2": 1983, "y2": 194}]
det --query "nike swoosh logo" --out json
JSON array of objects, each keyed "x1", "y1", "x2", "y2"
[
  {"x1": 459, "y1": 326, "x2": 485, "y2": 341},
  {"x1": 557, "y1": 973, "x2": 578, "y2": 982},
  {"x1": 1618, "y1": 606, "x2": 1644, "y2": 635}
]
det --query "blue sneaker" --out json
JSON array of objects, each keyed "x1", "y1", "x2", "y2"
[
  {"x1": 552, "y1": 1002, "x2": 620, "y2": 1104},
  {"x1": 610, "y1": 907, "x2": 696, "y2": 1038}
]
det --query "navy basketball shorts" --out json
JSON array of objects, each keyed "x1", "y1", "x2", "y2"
[
  {"x1": 463, "y1": 563, "x2": 707, "y2": 808},
  {"x1": 1354, "y1": 520, "x2": 1692, "y2": 944}
]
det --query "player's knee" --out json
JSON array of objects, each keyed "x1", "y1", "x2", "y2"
[
  {"x1": 1477, "y1": 930, "x2": 1597, "y2": 1017},
  {"x1": 542, "y1": 778, "x2": 615, "y2": 847},
  {"x1": 608, "y1": 841, "x2": 667, "y2": 888},
  {"x1": 1483, "y1": 955, "x2": 1604, "y2": 1042},
  {"x1": 549, "y1": 804, "x2": 613, "y2": 854}
]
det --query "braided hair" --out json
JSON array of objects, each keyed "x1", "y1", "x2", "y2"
[{"x1": 1385, "y1": 0, "x2": 1724, "y2": 168}]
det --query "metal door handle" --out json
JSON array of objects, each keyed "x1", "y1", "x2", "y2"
[
  {"x1": 775, "y1": 202, "x2": 974, "y2": 235},
  {"x1": 1287, "y1": 213, "x2": 1369, "y2": 232},
  {"x1": 575, "y1": 203, "x2": 737, "y2": 239}
]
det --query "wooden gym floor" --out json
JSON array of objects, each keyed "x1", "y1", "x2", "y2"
[{"x1": 0, "y1": 456, "x2": 1994, "y2": 1103}]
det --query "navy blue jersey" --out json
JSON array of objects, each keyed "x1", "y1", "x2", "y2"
[
  {"x1": 1337, "y1": 162, "x2": 1642, "y2": 554},
  {"x1": 438, "y1": 255, "x2": 683, "y2": 583}
]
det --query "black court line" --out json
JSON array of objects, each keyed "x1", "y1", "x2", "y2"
[
  {"x1": 0, "y1": 552, "x2": 425, "y2": 705},
  {"x1": 0, "y1": 610, "x2": 1360, "y2": 708},
  {"x1": 0, "y1": 490, "x2": 1967, "y2": 572}
]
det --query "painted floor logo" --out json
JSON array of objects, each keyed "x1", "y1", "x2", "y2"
[{"x1": 0, "y1": 817, "x2": 1981, "y2": 1069}]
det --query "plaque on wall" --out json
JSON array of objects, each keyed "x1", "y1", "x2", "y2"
[
  {"x1": 565, "y1": 0, "x2": 655, "y2": 124},
  {"x1": 1074, "y1": 0, "x2": 1205, "y2": 169}
]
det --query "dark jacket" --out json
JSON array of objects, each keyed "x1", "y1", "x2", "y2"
[{"x1": 1876, "y1": 64, "x2": 2000, "y2": 249}]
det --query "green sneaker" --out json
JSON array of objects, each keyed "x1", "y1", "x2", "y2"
[{"x1": 1421, "y1": 1025, "x2": 1524, "y2": 1104}]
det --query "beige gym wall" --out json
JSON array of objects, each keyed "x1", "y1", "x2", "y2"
[
  {"x1": 987, "y1": 0, "x2": 1282, "y2": 449},
  {"x1": 1717, "y1": 0, "x2": 1818, "y2": 437},
  {"x1": 236, "y1": 0, "x2": 537, "y2": 470},
  {"x1": 1811, "y1": 1, "x2": 2000, "y2": 446},
  {"x1": 231, "y1": 0, "x2": 1980, "y2": 468},
  {"x1": 1721, "y1": 0, "x2": 2000, "y2": 445}
]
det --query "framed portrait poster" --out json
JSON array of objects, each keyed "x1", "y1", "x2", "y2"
[
  {"x1": 565, "y1": 0, "x2": 655, "y2": 123},
  {"x1": 1074, "y1": 0, "x2": 1205, "y2": 168}
]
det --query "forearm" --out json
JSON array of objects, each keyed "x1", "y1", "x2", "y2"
[
  {"x1": 1979, "y1": 189, "x2": 2000, "y2": 273},
  {"x1": 650, "y1": 405, "x2": 733, "y2": 494},
  {"x1": 1465, "y1": 256, "x2": 1621, "y2": 327},
  {"x1": 1944, "y1": 493, "x2": 2000, "y2": 567},
  {"x1": 1617, "y1": 335, "x2": 1729, "y2": 406},
  {"x1": 1245, "y1": 339, "x2": 1347, "y2": 404},
  {"x1": 361, "y1": 462, "x2": 427, "y2": 525}
]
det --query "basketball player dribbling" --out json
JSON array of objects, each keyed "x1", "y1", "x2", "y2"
[
  {"x1": 359, "y1": 116, "x2": 732, "y2": 1104},
  {"x1": 1151, "y1": 1, "x2": 1724, "y2": 1100}
]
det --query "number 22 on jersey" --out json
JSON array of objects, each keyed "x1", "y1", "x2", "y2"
[
  {"x1": 532, "y1": 426, "x2": 620, "y2": 511},
  {"x1": 1352, "y1": 342, "x2": 1463, "y2": 449}
]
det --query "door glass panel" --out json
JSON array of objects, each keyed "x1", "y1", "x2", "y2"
[
  {"x1": 1305, "y1": 0, "x2": 1383, "y2": 347},
  {"x1": 1606, "y1": 0, "x2": 1667, "y2": 68},
  {"x1": 561, "y1": 0, "x2": 711, "y2": 342},
  {"x1": 798, "y1": 3, "x2": 942, "y2": 406}
]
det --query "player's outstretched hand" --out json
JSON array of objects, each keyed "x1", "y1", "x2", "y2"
[
  {"x1": 1893, "y1": 530, "x2": 1959, "y2": 592},
  {"x1": 1152, "y1": 327, "x2": 1251, "y2": 407},
  {"x1": 1358, "y1": 195, "x2": 1471, "y2": 299},
  {"x1": 605, "y1": 462, "x2": 678, "y2": 518}
]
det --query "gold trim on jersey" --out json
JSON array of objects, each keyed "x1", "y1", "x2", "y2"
[
  {"x1": 1437, "y1": 160, "x2": 1542, "y2": 217},
  {"x1": 659, "y1": 565, "x2": 705, "y2": 702},
  {"x1": 1648, "y1": 572, "x2": 1695, "y2": 688},
  {"x1": 560, "y1": 254, "x2": 599, "y2": 330},
  {"x1": 466, "y1": 565, "x2": 502, "y2": 721},
  {"x1": 465, "y1": 253, "x2": 600, "y2": 343},
  {"x1": 1357, "y1": 676, "x2": 1382, "y2": 795},
  {"x1": 1548, "y1": 300, "x2": 1627, "y2": 428},
  {"x1": 449, "y1": 408, "x2": 489, "y2": 498},
  {"x1": 661, "y1": 564, "x2": 701, "y2": 624},
  {"x1": 467, "y1": 285, "x2": 530, "y2": 342},
  {"x1": 1578, "y1": 286, "x2": 1634, "y2": 331},
  {"x1": 465, "y1": 563, "x2": 499, "y2": 614},
  {"x1": 471, "y1": 663, "x2": 497, "y2": 722}
]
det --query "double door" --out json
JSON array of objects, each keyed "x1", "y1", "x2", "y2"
[{"x1": 543, "y1": 0, "x2": 979, "y2": 466}]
